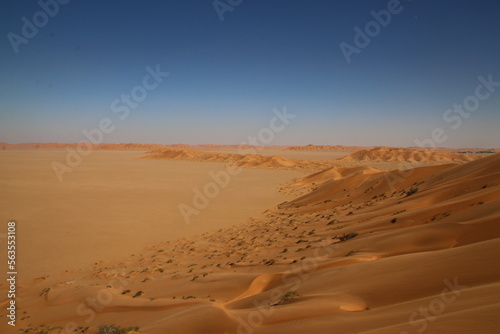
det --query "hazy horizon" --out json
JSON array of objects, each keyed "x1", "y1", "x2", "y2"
[{"x1": 2, "y1": 141, "x2": 499, "y2": 150}]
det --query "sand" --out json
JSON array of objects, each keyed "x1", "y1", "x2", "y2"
[
  {"x1": 0, "y1": 146, "x2": 498, "y2": 334},
  {"x1": 0, "y1": 150, "x2": 299, "y2": 282}
]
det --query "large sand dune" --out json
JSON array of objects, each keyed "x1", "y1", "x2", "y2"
[
  {"x1": 340, "y1": 146, "x2": 480, "y2": 163},
  {"x1": 4, "y1": 152, "x2": 499, "y2": 334}
]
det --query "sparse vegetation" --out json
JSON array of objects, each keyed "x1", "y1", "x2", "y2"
[
  {"x1": 405, "y1": 186, "x2": 419, "y2": 197},
  {"x1": 39, "y1": 287, "x2": 51, "y2": 297},
  {"x1": 97, "y1": 324, "x2": 139, "y2": 334},
  {"x1": 327, "y1": 219, "x2": 338, "y2": 225},
  {"x1": 21, "y1": 325, "x2": 100, "y2": 334},
  {"x1": 265, "y1": 259, "x2": 276, "y2": 266},
  {"x1": 132, "y1": 291, "x2": 143, "y2": 298},
  {"x1": 339, "y1": 232, "x2": 359, "y2": 242},
  {"x1": 273, "y1": 291, "x2": 300, "y2": 306},
  {"x1": 20, "y1": 325, "x2": 63, "y2": 334},
  {"x1": 345, "y1": 250, "x2": 356, "y2": 257}
]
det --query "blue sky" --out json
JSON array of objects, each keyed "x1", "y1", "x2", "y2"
[{"x1": 0, "y1": 0, "x2": 499, "y2": 147}]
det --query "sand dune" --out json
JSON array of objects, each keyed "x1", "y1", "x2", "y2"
[
  {"x1": 6, "y1": 153, "x2": 499, "y2": 334},
  {"x1": 142, "y1": 148, "x2": 331, "y2": 171},
  {"x1": 286, "y1": 144, "x2": 369, "y2": 151},
  {"x1": 143, "y1": 148, "x2": 234, "y2": 162},
  {"x1": 229, "y1": 155, "x2": 300, "y2": 168},
  {"x1": 340, "y1": 146, "x2": 480, "y2": 163}
]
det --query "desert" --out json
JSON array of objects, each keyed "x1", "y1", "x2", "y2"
[
  {"x1": 2, "y1": 1, "x2": 499, "y2": 333},
  {"x1": 0, "y1": 144, "x2": 499, "y2": 334}
]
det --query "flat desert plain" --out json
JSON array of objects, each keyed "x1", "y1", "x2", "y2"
[
  {"x1": 0, "y1": 150, "x2": 300, "y2": 281},
  {"x1": 0, "y1": 145, "x2": 499, "y2": 334}
]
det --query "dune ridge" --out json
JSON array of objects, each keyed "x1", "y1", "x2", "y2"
[
  {"x1": 142, "y1": 148, "x2": 334, "y2": 171},
  {"x1": 0, "y1": 142, "x2": 286, "y2": 151},
  {"x1": 8, "y1": 153, "x2": 500, "y2": 334},
  {"x1": 340, "y1": 146, "x2": 480, "y2": 163},
  {"x1": 285, "y1": 144, "x2": 369, "y2": 151}
]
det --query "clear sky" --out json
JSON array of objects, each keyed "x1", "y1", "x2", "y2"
[{"x1": 0, "y1": 0, "x2": 499, "y2": 147}]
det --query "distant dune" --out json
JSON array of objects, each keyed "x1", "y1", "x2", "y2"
[
  {"x1": 0, "y1": 142, "x2": 287, "y2": 151},
  {"x1": 142, "y1": 148, "x2": 307, "y2": 169},
  {"x1": 339, "y1": 146, "x2": 480, "y2": 163},
  {"x1": 1, "y1": 142, "x2": 498, "y2": 155},
  {"x1": 285, "y1": 144, "x2": 369, "y2": 151},
  {"x1": 230, "y1": 155, "x2": 302, "y2": 168},
  {"x1": 0, "y1": 142, "x2": 170, "y2": 151}
]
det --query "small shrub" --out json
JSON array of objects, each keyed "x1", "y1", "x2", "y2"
[
  {"x1": 405, "y1": 186, "x2": 419, "y2": 197},
  {"x1": 132, "y1": 291, "x2": 143, "y2": 298},
  {"x1": 345, "y1": 250, "x2": 356, "y2": 257},
  {"x1": 327, "y1": 219, "x2": 338, "y2": 225},
  {"x1": 339, "y1": 232, "x2": 359, "y2": 242},
  {"x1": 97, "y1": 325, "x2": 139, "y2": 334},
  {"x1": 265, "y1": 259, "x2": 275, "y2": 266},
  {"x1": 39, "y1": 287, "x2": 51, "y2": 297},
  {"x1": 273, "y1": 291, "x2": 299, "y2": 306}
]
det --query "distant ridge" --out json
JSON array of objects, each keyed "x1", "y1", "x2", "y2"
[
  {"x1": 0, "y1": 142, "x2": 498, "y2": 153},
  {"x1": 142, "y1": 148, "x2": 335, "y2": 172},
  {"x1": 339, "y1": 147, "x2": 480, "y2": 163},
  {"x1": 285, "y1": 145, "x2": 368, "y2": 151}
]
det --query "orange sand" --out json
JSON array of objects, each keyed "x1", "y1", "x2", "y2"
[{"x1": 0, "y1": 146, "x2": 498, "y2": 334}]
